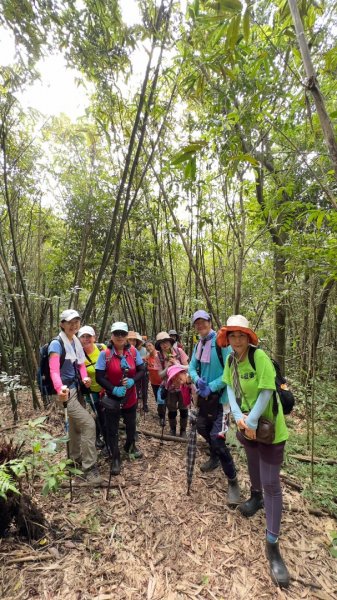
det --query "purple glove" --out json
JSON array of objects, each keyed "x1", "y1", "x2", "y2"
[
  {"x1": 198, "y1": 384, "x2": 212, "y2": 398},
  {"x1": 197, "y1": 377, "x2": 207, "y2": 391}
]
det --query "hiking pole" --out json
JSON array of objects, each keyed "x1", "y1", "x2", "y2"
[{"x1": 63, "y1": 396, "x2": 73, "y2": 502}]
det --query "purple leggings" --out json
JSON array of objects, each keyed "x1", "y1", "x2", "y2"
[{"x1": 237, "y1": 432, "x2": 285, "y2": 537}]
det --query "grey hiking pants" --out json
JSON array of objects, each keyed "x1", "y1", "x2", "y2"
[{"x1": 54, "y1": 387, "x2": 97, "y2": 471}]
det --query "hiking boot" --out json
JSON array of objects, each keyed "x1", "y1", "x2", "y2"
[
  {"x1": 238, "y1": 489, "x2": 264, "y2": 517},
  {"x1": 227, "y1": 477, "x2": 240, "y2": 505},
  {"x1": 266, "y1": 541, "x2": 290, "y2": 588},
  {"x1": 159, "y1": 417, "x2": 165, "y2": 427},
  {"x1": 200, "y1": 455, "x2": 220, "y2": 472},
  {"x1": 84, "y1": 464, "x2": 102, "y2": 486},
  {"x1": 169, "y1": 428, "x2": 177, "y2": 437},
  {"x1": 180, "y1": 430, "x2": 187, "y2": 439}
]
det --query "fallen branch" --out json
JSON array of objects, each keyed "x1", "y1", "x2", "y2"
[
  {"x1": 139, "y1": 428, "x2": 237, "y2": 447},
  {"x1": 280, "y1": 474, "x2": 303, "y2": 491},
  {"x1": 290, "y1": 576, "x2": 322, "y2": 590},
  {"x1": 289, "y1": 453, "x2": 337, "y2": 466},
  {"x1": 139, "y1": 429, "x2": 188, "y2": 443},
  {"x1": 3, "y1": 554, "x2": 52, "y2": 566},
  {"x1": 283, "y1": 503, "x2": 337, "y2": 519}
]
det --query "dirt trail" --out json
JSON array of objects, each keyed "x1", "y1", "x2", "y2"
[{"x1": 1, "y1": 392, "x2": 336, "y2": 600}]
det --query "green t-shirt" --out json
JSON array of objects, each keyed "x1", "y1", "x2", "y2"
[
  {"x1": 223, "y1": 348, "x2": 288, "y2": 444},
  {"x1": 85, "y1": 344, "x2": 107, "y2": 392}
]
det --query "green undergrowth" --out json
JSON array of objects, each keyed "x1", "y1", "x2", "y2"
[{"x1": 284, "y1": 401, "x2": 337, "y2": 518}]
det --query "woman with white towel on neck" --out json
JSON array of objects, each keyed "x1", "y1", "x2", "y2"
[{"x1": 48, "y1": 309, "x2": 102, "y2": 486}]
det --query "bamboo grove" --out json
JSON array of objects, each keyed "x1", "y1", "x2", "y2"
[{"x1": 1, "y1": 0, "x2": 337, "y2": 413}]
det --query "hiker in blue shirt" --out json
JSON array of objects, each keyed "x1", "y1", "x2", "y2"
[{"x1": 188, "y1": 310, "x2": 240, "y2": 505}]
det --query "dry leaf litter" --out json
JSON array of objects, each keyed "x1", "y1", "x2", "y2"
[{"x1": 0, "y1": 390, "x2": 336, "y2": 600}]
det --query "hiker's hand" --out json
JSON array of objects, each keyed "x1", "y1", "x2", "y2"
[
  {"x1": 82, "y1": 376, "x2": 91, "y2": 388},
  {"x1": 58, "y1": 386, "x2": 69, "y2": 401},
  {"x1": 197, "y1": 377, "x2": 207, "y2": 391},
  {"x1": 122, "y1": 378, "x2": 134, "y2": 389},
  {"x1": 168, "y1": 357, "x2": 176, "y2": 366},
  {"x1": 244, "y1": 426, "x2": 256, "y2": 440},
  {"x1": 237, "y1": 417, "x2": 247, "y2": 431},
  {"x1": 198, "y1": 384, "x2": 211, "y2": 398},
  {"x1": 113, "y1": 386, "x2": 127, "y2": 398}
]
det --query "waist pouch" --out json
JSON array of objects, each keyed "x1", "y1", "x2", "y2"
[
  {"x1": 100, "y1": 394, "x2": 124, "y2": 411},
  {"x1": 197, "y1": 392, "x2": 220, "y2": 421},
  {"x1": 241, "y1": 416, "x2": 275, "y2": 445}
]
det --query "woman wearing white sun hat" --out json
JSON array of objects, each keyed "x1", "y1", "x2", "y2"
[{"x1": 218, "y1": 315, "x2": 289, "y2": 589}]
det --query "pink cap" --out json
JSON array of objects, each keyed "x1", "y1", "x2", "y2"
[{"x1": 167, "y1": 365, "x2": 187, "y2": 385}]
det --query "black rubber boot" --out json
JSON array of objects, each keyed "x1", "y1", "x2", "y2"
[
  {"x1": 169, "y1": 418, "x2": 177, "y2": 437},
  {"x1": 266, "y1": 541, "x2": 290, "y2": 588},
  {"x1": 110, "y1": 450, "x2": 121, "y2": 476},
  {"x1": 238, "y1": 489, "x2": 264, "y2": 517},
  {"x1": 227, "y1": 477, "x2": 241, "y2": 505},
  {"x1": 180, "y1": 415, "x2": 188, "y2": 438},
  {"x1": 200, "y1": 454, "x2": 220, "y2": 472}
]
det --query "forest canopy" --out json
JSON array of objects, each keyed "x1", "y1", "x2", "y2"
[{"x1": 1, "y1": 0, "x2": 337, "y2": 405}]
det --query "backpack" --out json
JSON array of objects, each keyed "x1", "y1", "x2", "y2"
[
  {"x1": 229, "y1": 347, "x2": 295, "y2": 416},
  {"x1": 37, "y1": 336, "x2": 66, "y2": 398}
]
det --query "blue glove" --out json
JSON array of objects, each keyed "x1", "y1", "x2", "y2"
[
  {"x1": 125, "y1": 378, "x2": 134, "y2": 389},
  {"x1": 113, "y1": 386, "x2": 127, "y2": 398},
  {"x1": 198, "y1": 384, "x2": 212, "y2": 398},
  {"x1": 197, "y1": 377, "x2": 208, "y2": 391}
]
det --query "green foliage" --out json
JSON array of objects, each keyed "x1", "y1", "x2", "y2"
[{"x1": 0, "y1": 467, "x2": 20, "y2": 499}]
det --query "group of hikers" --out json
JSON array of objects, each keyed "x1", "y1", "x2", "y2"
[{"x1": 47, "y1": 308, "x2": 290, "y2": 589}]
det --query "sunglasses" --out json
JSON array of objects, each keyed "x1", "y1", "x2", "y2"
[{"x1": 112, "y1": 331, "x2": 128, "y2": 337}]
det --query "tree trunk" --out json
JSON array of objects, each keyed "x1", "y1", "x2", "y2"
[{"x1": 288, "y1": 0, "x2": 337, "y2": 195}]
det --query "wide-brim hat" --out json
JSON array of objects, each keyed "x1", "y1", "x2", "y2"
[
  {"x1": 167, "y1": 365, "x2": 187, "y2": 386},
  {"x1": 127, "y1": 330, "x2": 138, "y2": 340},
  {"x1": 217, "y1": 315, "x2": 258, "y2": 347},
  {"x1": 155, "y1": 331, "x2": 174, "y2": 350}
]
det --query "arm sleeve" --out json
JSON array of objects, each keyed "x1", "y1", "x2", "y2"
[
  {"x1": 49, "y1": 354, "x2": 63, "y2": 394},
  {"x1": 133, "y1": 363, "x2": 145, "y2": 383},
  {"x1": 95, "y1": 369, "x2": 115, "y2": 394},
  {"x1": 78, "y1": 363, "x2": 88, "y2": 380},
  {"x1": 208, "y1": 346, "x2": 230, "y2": 392},
  {"x1": 245, "y1": 389, "x2": 273, "y2": 430},
  {"x1": 227, "y1": 385, "x2": 244, "y2": 422},
  {"x1": 188, "y1": 348, "x2": 199, "y2": 384}
]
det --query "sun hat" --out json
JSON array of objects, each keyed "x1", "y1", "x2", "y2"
[
  {"x1": 168, "y1": 329, "x2": 178, "y2": 336},
  {"x1": 78, "y1": 326, "x2": 95, "y2": 338},
  {"x1": 167, "y1": 365, "x2": 187, "y2": 386},
  {"x1": 127, "y1": 330, "x2": 138, "y2": 340},
  {"x1": 155, "y1": 331, "x2": 174, "y2": 350},
  {"x1": 111, "y1": 321, "x2": 128, "y2": 333},
  {"x1": 216, "y1": 315, "x2": 258, "y2": 347},
  {"x1": 135, "y1": 332, "x2": 144, "y2": 343},
  {"x1": 191, "y1": 310, "x2": 211, "y2": 324},
  {"x1": 60, "y1": 309, "x2": 81, "y2": 322}
]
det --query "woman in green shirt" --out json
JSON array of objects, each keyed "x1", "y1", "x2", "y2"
[
  {"x1": 218, "y1": 315, "x2": 290, "y2": 589},
  {"x1": 78, "y1": 326, "x2": 107, "y2": 449}
]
